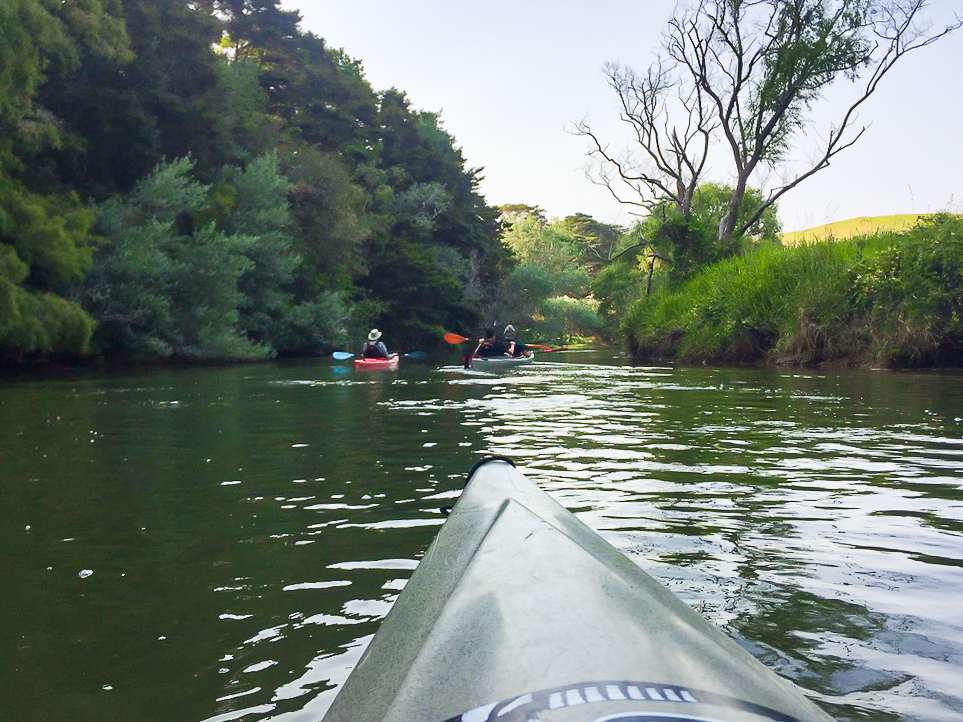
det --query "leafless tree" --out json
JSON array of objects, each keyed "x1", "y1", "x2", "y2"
[{"x1": 577, "y1": 0, "x2": 961, "y2": 243}]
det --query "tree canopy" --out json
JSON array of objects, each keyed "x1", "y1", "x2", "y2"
[{"x1": 1, "y1": 0, "x2": 509, "y2": 364}]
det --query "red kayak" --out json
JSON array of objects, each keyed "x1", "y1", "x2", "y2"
[{"x1": 353, "y1": 353, "x2": 399, "y2": 371}]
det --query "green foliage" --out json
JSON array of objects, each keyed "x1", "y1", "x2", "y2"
[
  {"x1": 0, "y1": 174, "x2": 98, "y2": 361},
  {"x1": 854, "y1": 214, "x2": 963, "y2": 365},
  {"x1": 0, "y1": 0, "x2": 126, "y2": 145},
  {"x1": 392, "y1": 182, "x2": 450, "y2": 234},
  {"x1": 0, "y1": 244, "x2": 94, "y2": 362},
  {"x1": 503, "y1": 216, "x2": 577, "y2": 270},
  {"x1": 487, "y1": 212, "x2": 617, "y2": 341},
  {"x1": 486, "y1": 215, "x2": 589, "y2": 337},
  {"x1": 84, "y1": 157, "x2": 280, "y2": 360},
  {"x1": 626, "y1": 239, "x2": 864, "y2": 363},
  {"x1": 0, "y1": 0, "x2": 127, "y2": 362},
  {"x1": 584, "y1": 1, "x2": 951, "y2": 245},
  {"x1": 214, "y1": 155, "x2": 301, "y2": 347},
  {"x1": 0, "y1": 0, "x2": 69, "y2": 132},
  {"x1": 212, "y1": 58, "x2": 279, "y2": 161},
  {"x1": 491, "y1": 264, "x2": 557, "y2": 327},
  {"x1": 1, "y1": 179, "x2": 96, "y2": 294},
  {"x1": 166, "y1": 224, "x2": 258, "y2": 358},
  {"x1": 31, "y1": 0, "x2": 235, "y2": 199},
  {"x1": 753, "y1": 1, "x2": 874, "y2": 163},
  {"x1": 354, "y1": 235, "x2": 479, "y2": 349},
  {"x1": 563, "y1": 212, "x2": 627, "y2": 270},
  {"x1": 281, "y1": 145, "x2": 366, "y2": 293},
  {"x1": 2, "y1": 0, "x2": 508, "y2": 365},
  {"x1": 624, "y1": 215, "x2": 963, "y2": 368},
  {"x1": 641, "y1": 183, "x2": 781, "y2": 282},
  {"x1": 274, "y1": 291, "x2": 350, "y2": 356},
  {"x1": 500, "y1": 204, "x2": 546, "y2": 223},
  {"x1": 532, "y1": 296, "x2": 601, "y2": 345},
  {"x1": 592, "y1": 258, "x2": 650, "y2": 338},
  {"x1": 502, "y1": 215, "x2": 589, "y2": 293}
]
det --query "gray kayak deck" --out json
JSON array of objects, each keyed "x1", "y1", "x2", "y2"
[{"x1": 322, "y1": 458, "x2": 834, "y2": 722}]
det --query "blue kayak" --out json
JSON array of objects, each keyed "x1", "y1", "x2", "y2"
[{"x1": 322, "y1": 457, "x2": 834, "y2": 722}]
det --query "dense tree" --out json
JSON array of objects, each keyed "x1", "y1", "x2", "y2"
[
  {"x1": 355, "y1": 236, "x2": 479, "y2": 348},
  {"x1": 0, "y1": 0, "x2": 128, "y2": 363},
  {"x1": 0, "y1": 188, "x2": 98, "y2": 361},
  {"x1": 502, "y1": 215, "x2": 585, "y2": 286},
  {"x1": 83, "y1": 158, "x2": 247, "y2": 358},
  {"x1": 377, "y1": 91, "x2": 505, "y2": 255},
  {"x1": 281, "y1": 146, "x2": 367, "y2": 293},
  {"x1": 642, "y1": 183, "x2": 782, "y2": 282},
  {"x1": 0, "y1": 0, "x2": 128, "y2": 142},
  {"x1": 346, "y1": 89, "x2": 507, "y2": 340},
  {"x1": 578, "y1": 0, "x2": 961, "y2": 245},
  {"x1": 83, "y1": 157, "x2": 307, "y2": 359},
  {"x1": 2, "y1": 0, "x2": 508, "y2": 364},
  {"x1": 213, "y1": 155, "x2": 300, "y2": 347},
  {"x1": 592, "y1": 254, "x2": 650, "y2": 338},
  {"x1": 32, "y1": 0, "x2": 236, "y2": 198},
  {"x1": 499, "y1": 204, "x2": 547, "y2": 223}
]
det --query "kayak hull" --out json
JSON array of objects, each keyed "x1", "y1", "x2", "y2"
[
  {"x1": 469, "y1": 351, "x2": 534, "y2": 367},
  {"x1": 323, "y1": 458, "x2": 834, "y2": 722},
  {"x1": 353, "y1": 353, "x2": 399, "y2": 370}
]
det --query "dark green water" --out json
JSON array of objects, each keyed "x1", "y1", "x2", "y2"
[{"x1": 2, "y1": 351, "x2": 961, "y2": 722}]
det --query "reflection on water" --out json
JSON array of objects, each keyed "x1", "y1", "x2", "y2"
[{"x1": 1, "y1": 354, "x2": 962, "y2": 722}]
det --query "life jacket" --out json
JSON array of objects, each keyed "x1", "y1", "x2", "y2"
[
  {"x1": 477, "y1": 338, "x2": 509, "y2": 357},
  {"x1": 362, "y1": 341, "x2": 389, "y2": 359}
]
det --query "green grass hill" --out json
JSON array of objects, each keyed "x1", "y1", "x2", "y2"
[{"x1": 782, "y1": 214, "x2": 923, "y2": 245}]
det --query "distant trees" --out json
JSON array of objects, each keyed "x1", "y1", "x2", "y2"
[
  {"x1": 489, "y1": 209, "x2": 607, "y2": 343},
  {"x1": 578, "y1": 0, "x2": 961, "y2": 254}
]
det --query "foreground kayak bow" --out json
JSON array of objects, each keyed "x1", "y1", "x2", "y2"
[{"x1": 323, "y1": 457, "x2": 834, "y2": 722}]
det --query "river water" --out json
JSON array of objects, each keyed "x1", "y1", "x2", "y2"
[{"x1": 2, "y1": 350, "x2": 961, "y2": 722}]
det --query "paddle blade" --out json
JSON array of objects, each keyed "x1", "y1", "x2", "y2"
[
  {"x1": 402, "y1": 351, "x2": 427, "y2": 359},
  {"x1": 444, "y1": 332, "x2": 469, "y2": 344},
  {"x1": 332, "y1": 351, "x2": 355, "y2": 360}
]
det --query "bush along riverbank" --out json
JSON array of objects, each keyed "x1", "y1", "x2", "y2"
[{"x1": 623, "y1": 214, "x2": 963, "y2": 369}]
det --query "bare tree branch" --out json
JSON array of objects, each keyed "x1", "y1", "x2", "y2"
[{"x1": 576, "y1": 0, "x2": 961, "y2": 251}]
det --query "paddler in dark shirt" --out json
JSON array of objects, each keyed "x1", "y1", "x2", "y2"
[
  {"x1": 473, "y1": 327, "x2": 512, "y2": 357},
  {"x1": 361, "y1": 328, "x2": 389, "y2": 358}
]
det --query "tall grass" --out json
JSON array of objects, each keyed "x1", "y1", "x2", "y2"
[{"x1": 624, "y1": 214, "x2": 963, "y2": 368}]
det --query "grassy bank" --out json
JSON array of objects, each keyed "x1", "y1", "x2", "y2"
[{"x1": 625, "y1": 214, "x2": 963, "y2": 368}]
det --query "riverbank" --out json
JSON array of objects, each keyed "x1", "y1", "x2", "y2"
[{"x1": 624, "y1": 214, "x2": 963, "y2": 369}]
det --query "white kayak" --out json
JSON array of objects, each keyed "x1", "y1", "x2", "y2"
[
  {"x1": 468, "y1": 351, "x2": 535, "y2": 368},
  {"x1": 322, "y1": 457, "x2": 834, "y2": 722}
]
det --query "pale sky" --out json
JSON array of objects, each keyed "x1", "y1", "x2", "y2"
[{"x1": 281, "y1": 1, "x2": 962, "y2": 233}]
